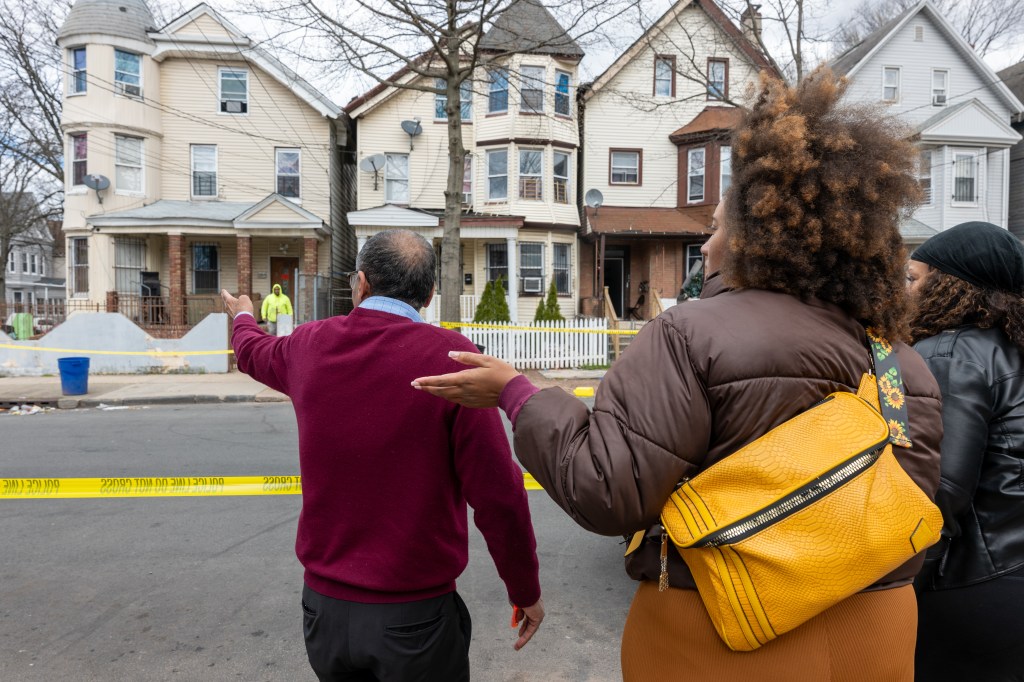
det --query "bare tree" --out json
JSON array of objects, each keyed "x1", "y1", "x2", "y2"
[
  {"x1": 835, "y1": 0, "x2": 1024, "y2": 57},
  {"x1": 256, "y1": 0, "x2": 638, "y2": 324},
  {"x1": 0, "y1": 143, "x2": 60, "y2": 304}
]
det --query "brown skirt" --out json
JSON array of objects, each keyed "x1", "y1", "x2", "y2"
[{"x1": 621, "y1": 582, "x2": 917, "y2": 682}]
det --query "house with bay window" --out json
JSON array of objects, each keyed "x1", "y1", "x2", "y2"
[
  {"x1": 344, "y1": 0, "x2": 581, "y2": 322},
  {"x1": 831, "y1": 0, "x2": 1024, "y2": 244},
  {"x1": 58, "y1": 0, "x2": 354, "y2": 331},
  {"x1": 577, "y1": 0, "x2": 778, "y2": 319}
]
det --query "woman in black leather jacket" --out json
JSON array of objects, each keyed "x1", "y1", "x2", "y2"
[{"x1": 907, "y1": 221, "x2": 1024, "y2": 682}]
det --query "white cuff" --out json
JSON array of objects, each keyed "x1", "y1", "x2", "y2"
[{"x1": 235, "y1": 311, "x2": 255, "y2": 320}]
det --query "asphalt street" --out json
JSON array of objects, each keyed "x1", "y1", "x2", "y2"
[{"x1": 0, "y1": 402, "x2": 634, "y2": 681}]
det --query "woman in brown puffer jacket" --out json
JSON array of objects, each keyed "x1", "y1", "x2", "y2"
[{"x1": 413, "y1": 69, "x2": 943, "y2": 681}]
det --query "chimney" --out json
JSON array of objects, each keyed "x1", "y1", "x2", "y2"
[{"x1": 740, "y1": 5, "x2": 763, "y2": 45}]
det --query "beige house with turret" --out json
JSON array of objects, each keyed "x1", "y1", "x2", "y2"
[{"x1": 58, "y1": 0, "x2": 354, "y2": 331}]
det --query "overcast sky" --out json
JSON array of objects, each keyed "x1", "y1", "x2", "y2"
[{"x1": 206, "y1": 0, "x2": 1023, "y2": 107}]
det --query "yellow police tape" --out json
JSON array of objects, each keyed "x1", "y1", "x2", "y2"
[
  {"x1": 439, "y1": 322, "x2": 640, "y2": 335},
  {"x1": 1, "y1": 473, "x2": 544, "y2": 499},
  {"x1": 0, "y1": 343, "x2": 233, "y2": 357}
]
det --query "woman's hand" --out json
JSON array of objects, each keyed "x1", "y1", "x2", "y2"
[{"x1": 411, "y1": 351, "x2": 520, "y2": 408}]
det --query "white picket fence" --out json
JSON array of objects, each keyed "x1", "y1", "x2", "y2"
[{"x1": 454, "y1": 318, "x2": 609, "y2": 369}]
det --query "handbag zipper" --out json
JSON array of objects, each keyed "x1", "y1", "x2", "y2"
[{"x1": 693, "y1": 444, "x2": 886, "y2": 548}]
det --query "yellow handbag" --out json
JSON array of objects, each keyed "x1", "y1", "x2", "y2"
[{"x1": 660, "y1": 334, "x2": 942, "y2": 652}]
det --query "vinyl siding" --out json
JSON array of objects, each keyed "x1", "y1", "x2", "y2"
[
  {"x1": 1010, "y1": 128, "x2": 1024, "y2": 238},
  {"x1": 171, "y1": 15, "x2": 235, "y2": 40}
]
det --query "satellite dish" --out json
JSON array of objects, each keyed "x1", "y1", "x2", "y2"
[
  {"x1": 400, "y1": 119, "x2": 423, "y2": 150},
  {"x1": 83, "y1": 174, "x2": 110, "y2": 205},
  {"x1": 358, "y1": 154, "x2": 386, "y2": 190},
  {"x1": 584, "y1": 188, "x2": 604, "y2": 212}
]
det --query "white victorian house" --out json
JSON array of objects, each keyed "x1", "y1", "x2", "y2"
[{"x1": 831, "y1": 0, "x2": 1024, "y2": 244}]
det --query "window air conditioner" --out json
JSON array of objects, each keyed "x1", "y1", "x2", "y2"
[
  {"x1": 461, "y1": 192, "x2": 473, "y2": 205},
  {"x1": 116, "y1": 82, "x2": 142, "y2": 98},
  {"x1": 522, "y1": 277, "x2": 543, "y2": 293},
  {"x1": 932, "y1": 94, "x2": 947, "y2": 106},
  {"x1": 222, "y1": 100, "x2": 246, "y2": 114}
]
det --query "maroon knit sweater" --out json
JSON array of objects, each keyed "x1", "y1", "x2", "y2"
[{"x1": 232, "y1": 309, "x2": 541, "y2": 606}]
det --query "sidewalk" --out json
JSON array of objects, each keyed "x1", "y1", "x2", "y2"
[{"x1": 0, "y1": 368, "x2": 604, "y2": 409}]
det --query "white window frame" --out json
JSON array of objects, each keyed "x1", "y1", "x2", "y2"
[
  {"x1": 70, "y1": 133, "x2": 88, "y2": 187},
  {"x1": 21, "y1": 252, "x2": 28, "y2": 274},
  {"x1": 720, "y1": 145, "x2": 732, "y2": 198},
  {"x1": 384, "y1": 153, "x2": 409, "y2": 204},
  {"x1": 30, "y1": 254, "x2": 38, "y2": 275},
  {"x1": 435, "y1": 78, "x2": 472, "y2": 121},
  {"x1": 610, "y1": 150, "x2": 640, "y2": 185},
  {"x1": 6, "y1": 250, "x2": 14, "y2": 274},
  {"x1": 115, "y1": 135, "x2": 144, "y2": 195},
  {"x1": 191, "y1": 144, "x2": 218, "y2": 198},
  {"x1": 219, "y1": 68, "x2": 249, "y2": 114},
  {"x1": 553, "y1": 242, "x2": 571, "y2": 295},
  {"x1": 519, "y1": 242, "x2": 545, "y2": 294},
  {"x1": 518, "y1": 148, "x2": 544, "y2": 201},
  {"x1": 462, "y1": 156, "x2": 473, "y2": 205},
  {"x1": 919, "y1": 148, "x2": 933, "y2": 206},
  {"x1": 554, "y1": 70, "x2": 572, "y2": 116},
  {"x1": 687, "y1": 147, "x2": 706, "y2": 204},
  {"x1": 931, "y1": 69, "x2": 948, "y2": 107},
  {"x1": 276, "y1": 148, "x2": 301, "y2": 199},
  {"x1": 114, "y1": 49, "x2": 142, "y2": 98},
  {"x1": 520, "y1": 65, "x2": 545, "y2": 114},
  {"x1": 192, "y1": 243, "x2": 220, "y2": 294},
  {"x1": 487, "y1": 148, "x2": 508, "y2": 201},
  {"x1": 553, "y1": 151, "x2": 570, "y2": 204},
  {"x1": 882, "y1": 66, "x2": 900, "y2": 103},
  {"x1": 488, "y1": 68, "x2": 509, "y2": 114},
  {"x1": 951, "y1": 149, "x2": 981, "y2": 207},
  {"x1": 71, "y1": 237, "x2": 89, "y2": 297},
  {"x1": 69, "y1": 47, "x2": 87, "y2": 95}
]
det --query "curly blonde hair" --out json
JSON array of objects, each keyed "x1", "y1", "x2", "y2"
[{"x1": 722, "y1": 68, "x2": 922, "y2": 340}]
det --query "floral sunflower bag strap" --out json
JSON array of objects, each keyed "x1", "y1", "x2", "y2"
[{"x1": 864, "y1": 329, "x2": 912, "y2": 448}]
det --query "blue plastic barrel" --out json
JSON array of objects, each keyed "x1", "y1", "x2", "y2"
[{"x1": 57, "y1": 357, "x2": 90, "y2": 396}]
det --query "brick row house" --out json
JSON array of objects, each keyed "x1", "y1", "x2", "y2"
[{"x1": 58, "y1": 0, "x2": 355, "y2": 333}]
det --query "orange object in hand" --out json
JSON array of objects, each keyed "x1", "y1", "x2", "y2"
[{"x1": 510, "y1": 605, "x2": 525, "y2": 628}]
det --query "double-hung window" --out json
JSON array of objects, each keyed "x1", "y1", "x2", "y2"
[
  {"x1": 276, "y1": 148, "x2": 301, "y2": 198},
  {"x1": 720, "y1": 146, "x2": 732, "y2": 196},
  {"x1": 115, "y1": 135, "x2": 143, "y2": 194},
  {"x1": 30, "y1": 254, "x2": 38, "y2": 275},
  {"x1": 71, "y1": 238, "x2": 88, "y2": 296},
  {"x1": 21, "y1": 253, "x2": 28, "y2": 273},
  {"x1": 520, "y1": 66, "x2": 545, "y2": 113},
  {"x1": 654, "y1": 56, "x2": 674, "y2": 97},
  {"x1": 191, "y1": 145, "x2": 217, "y2": 197},
  {"x1": 462, "y1": 156, "x2": 473, "y2": 204},
  {"x1": 953, "y1": 151, "x2": 977, "y2": 204},
  {"x1": 688, "y1": 148, "x2": 705, "y2": 203},
  {"x1": 193, "y1": 243, "x2": 219, "y2": 294},
  {"x1": 6, "y1": 251, "x2": 14, "y2": 274},
  {"x1": 384, "y1": 153, "x2": 409, "y2": 203},
  {"x1": 553, "y1": 243, "x2": 571, "y2": 295},
  {"x1": 70, "y1": 47, "x2": 87, "y2": 94},
  {"x1": 435, "y1": 78, "x2": 472, "y2": 120},
  {"x1": 114, "y1": 50, "x2": 142, "y2": 97},
  {"x1": 882, "y1": 67, "x2": 900, "y2": 102},
  {"x1": 487, "y1": 149, "x2": 508, "y2": 200},
  {"x1": 70, "y1": 133, "x2": 88, "y2": 187},
  {"x1": 219, "y1": 68, "x2": 248, "y2": 114},
  {"x1": 919, "y1": 149, "x2": 932, "y2": 204},
  {"x1": 114, "y1": 238, "x2": 145, "y2": 294},
  {"x1": 610, "y1": 150, "x2": 640, "y2": 185},
  {"x1": 488, "y1": 68, "x2": 509, "y2": 113},
  {"x1": 520, "y1": 243, "x2": 544, "y2": 294},
  {"x1": 553, "y1": 151, "x2": 570, "y2": 204},
  {"x1": 932, "y1": 70, "x2": 948, "y2": 106},
  {"x1": 555, "y1": 71, "x2": 572, "y2": 116},
  {"x1": 519, "y1": 149, "x2": 543, "y2": 200},
  {"x1": 486, "y1": 243, "x2": 508, "y2": 283},
  {"x1": 707, "y1": 59, "x2": 727, "y2": 100}
]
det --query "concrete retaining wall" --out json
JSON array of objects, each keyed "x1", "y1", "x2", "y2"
[{"x1": 0, "y1": 313, "x2": 230, "y2": 376}]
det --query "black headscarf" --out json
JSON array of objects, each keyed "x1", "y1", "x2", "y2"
[{"x1": 910, "y1": 221, "x2": 1024, "y2": 295}]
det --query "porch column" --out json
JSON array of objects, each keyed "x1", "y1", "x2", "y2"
[
  {"x1": 168, "y1": 234, "x2": 186, "y2": 326},
  {"x1": 506, "y1": 237, "x2": 518, "y2": 322},
  {"x1": 236, "y1": 235, "x2": 252, "y2": 298},
  {"x1": 302, "y1": 237, "x2": 319, "y2": 322}
]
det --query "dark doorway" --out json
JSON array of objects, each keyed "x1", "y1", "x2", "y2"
[
  {"x1": 603, "y1": 246, "x2": 629, "y2": 318},
  {"x1": 269, "y1": 257, "x2": 299, "y2": 299}
]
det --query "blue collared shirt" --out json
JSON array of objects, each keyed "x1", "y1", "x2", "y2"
[{"x1": 358, "y1": 296, "x2": 424, "y2": 323}]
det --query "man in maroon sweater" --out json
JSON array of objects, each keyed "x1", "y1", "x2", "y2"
[{"x1": 221, "y1": 229, "x2": 543, "y2": 681}]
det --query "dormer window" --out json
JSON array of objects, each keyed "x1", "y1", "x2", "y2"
[
  {"x1": 114, "y1": 50, "x2": 142, "y2": 98},
  {"x1": 70, "y1": 47, "x2": 87, "y2": 94},
  {"x1": 220, "y1": 68, "x2": 248, "y2": 114}
]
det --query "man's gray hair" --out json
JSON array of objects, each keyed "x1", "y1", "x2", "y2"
[{"x1": 356, "y1": 229, "x2": 435, "y2": 309}]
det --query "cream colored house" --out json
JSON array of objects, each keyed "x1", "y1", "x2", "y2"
[
  {"x1": 345, "y1": 0, "x2": 582, "y2": 322},
  {"x1": 58, "y1": 0, "x2": 354, "y2": 330},
  {"x1": 578, "y1": 0, "x2": 776, "y2": 318}
]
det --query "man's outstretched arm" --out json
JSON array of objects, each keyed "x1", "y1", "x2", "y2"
[{"x1": 222, "y1": 290, "x2": 291, "y2": 395}]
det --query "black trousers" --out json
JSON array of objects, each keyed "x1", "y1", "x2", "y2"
[
  {"x1": 915, "y1": 566, "x2": 1024, "y2": 682},
  {"x1": 302, "y1": 585, "x2": 472, "y2": 682}
]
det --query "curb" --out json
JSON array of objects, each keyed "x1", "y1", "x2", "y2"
[{"x1": 12, "y1": 394, "x2": 292, "y2": 409}]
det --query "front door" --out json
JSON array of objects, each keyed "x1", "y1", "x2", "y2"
[
  {"x1": 603, "y1": 246, "x2": 630, "y2": 319},
  {"x1": 269, "y1": 257, "x2": 299, "y2": 300}
]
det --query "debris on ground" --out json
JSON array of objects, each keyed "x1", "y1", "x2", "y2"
[{"x1": 5, "y1": 404, "x2": 53, "y2": 416}]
